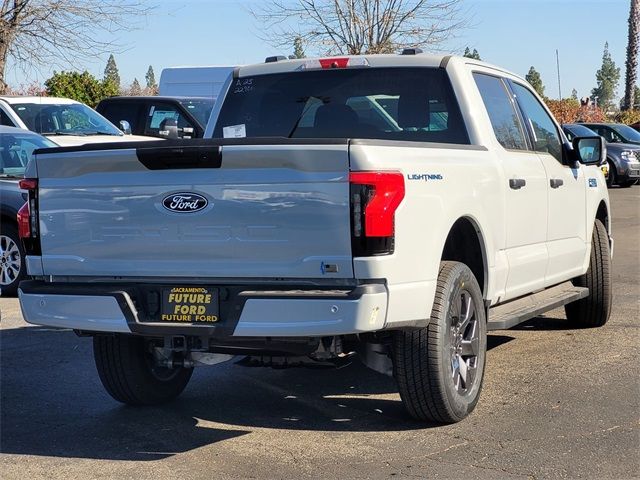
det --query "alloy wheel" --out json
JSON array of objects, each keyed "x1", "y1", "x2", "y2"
[
  {"x1": 449, "y1": 289, "x2": 480, "y2": 394},
  {"x1": 0, "y1": 234, "x2": 22, "y2": 287}
]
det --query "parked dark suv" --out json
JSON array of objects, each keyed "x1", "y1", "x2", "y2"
[
  {"x1": 96, "y1": 96, "x2": 214, "y2": 139},
  {"x1": 574, "y1": 122, "x2": 640, "y2": 187}
]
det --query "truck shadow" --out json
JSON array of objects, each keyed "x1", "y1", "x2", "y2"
[
  {"x1": 1, "y1": 325, "x2": 512, "y2": 461},
  {"x1": 510, "y1": 315, "x2": 578, "y2": 331}
]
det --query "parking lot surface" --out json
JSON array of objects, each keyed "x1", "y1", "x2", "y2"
[{"x1": 1, "y1": 187, "x2": 639, "y2": 480}]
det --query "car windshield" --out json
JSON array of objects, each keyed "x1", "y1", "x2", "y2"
[
  {"x1": 564, "y1": 124, "x2": 598, "y2": 141},
  {"x1": 13, "y1": 103, "x2": 122, "y2": 136},
  {"x1": 178, "y1": 98, "x2": 215, "y2": 127},
  {"x1": 0, "y1": 131, "x2": 56, "y2": 177},
  {"x1": 610, "y1": 124, "x2": 640, "y2": 144},
  {"x1": 213, "y1": 67, "x2": 469, "y2": 144}
]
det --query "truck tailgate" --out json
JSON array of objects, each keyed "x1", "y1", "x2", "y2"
[{"x1": 33, "y1": 141, "x2": 354, "y2": 279}]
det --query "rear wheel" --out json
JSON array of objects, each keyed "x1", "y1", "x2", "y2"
[
  {"x1": 93, "y1": 334, "x2": 193, "y2": 405},
  {"x1": 565, "y1": 219, "x2": 611, "y2": 327},
  {"x1": 393, "y1": 261, "x2": 487, "y2": 423},
  {"x1": 0, "y1": 224, "x2": 26, "y2": 296}
]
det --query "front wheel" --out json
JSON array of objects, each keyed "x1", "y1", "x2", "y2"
[
  {"x1": 393, "y1": 261, "x2": 487, "y2": 423},
  {"x1": 565, "y1": 219, "x2": 612, "y2": 327},
  {"x1": 93, "y1": 334, "x2": 193, "y2": 405},
  {"x1": 619, "y1": 180, "x2": 636, "y2": 188}
]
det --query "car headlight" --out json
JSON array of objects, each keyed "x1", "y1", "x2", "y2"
[{"x1": 621, "y1": 150, "x2": 636, "y2": 160}]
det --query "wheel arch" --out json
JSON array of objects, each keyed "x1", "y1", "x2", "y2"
[
  {"x1": 1, "y1": 211, "x2": 18, "y2": 230},
  {"x1": 595, "y1": 200, "x2": 609, "y2": 233},
  {"x1": 440, "y1": 216, "x2": 488, "y2": 298}
]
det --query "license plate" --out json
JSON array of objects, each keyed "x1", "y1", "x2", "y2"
[
  {"x1": 160, "y1": 287, "x2": 219, "y2": 323},
  {"x1": 630, "y1": 169, "x2": 639, "y2": 177}
]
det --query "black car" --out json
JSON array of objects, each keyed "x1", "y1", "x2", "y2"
[
  {"x1": 570, "y1": 123, "x2": 640, "y2": 187},
  {"x1": 96, "y1": 96, "x2": 214, "y2": 139},
  {"x1": 0, "y1": 126, "x2": 57, "y2": 295}
]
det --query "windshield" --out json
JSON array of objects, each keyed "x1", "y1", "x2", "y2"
[
  {"x1": 0, "y1": 131, "x2": 56, "y2": 177},
  {"x1": 610, "y1": 124, "x2": 640, "y2": 144},
  {"x1": 564, "y1": 124, "x2": 598, "y2": 140},
  {"x1": 213, "y1": 67, "x2": 469, "y2": 144},
  {"x1": 13, "y1": 103, "x2": 122, "y2": 136},
  {"x1": 178, "y1": 98, "x2": 215, "y2": 127}
]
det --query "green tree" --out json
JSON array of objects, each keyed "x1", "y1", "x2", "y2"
[
  {"x1": 293, "y1": 36, "x2": 306, "y2": 58},
  {"x1": 44, "y1": 70, "x2": 118, "y2": 107},
  {"x1": 103, "y1": 54, "x2": 121, "y2": 90},
  {"x1": 623, "y1": 0, "x2": 639, "y2": 110},
  {"x1": 525, "y1": 66, "x2": 545, "y2": 97},
  {"x1": 571, "y1": 88, "x2": 578, "y2": 100},
  {"x1": 592, "y1": 42, "x2": 620, "y2": 111},
  {"x1": 463, "y1": 47, "x2": 481, "y2": 60},
  {"x1": 145, "y1": 65, "x2": 156, "y2": 89},
  {"x1": 130, "y1": 78, "x2": 142, "y2": 96}
]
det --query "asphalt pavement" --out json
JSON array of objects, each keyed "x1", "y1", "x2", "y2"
[{"x1": 1, "y1": 187, "x2": 638, "y2": 480}]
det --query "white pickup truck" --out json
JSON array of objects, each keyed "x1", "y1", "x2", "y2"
[{"x1": 17, "y1": 53, "x2": 611, "y2": 423}]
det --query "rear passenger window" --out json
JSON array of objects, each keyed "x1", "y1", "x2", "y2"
[
  {"x1": 511, "y1": 83, "x2": 562, "y2": 162},
  {"x1": 473, "y1": 73, "x2": 528, "y2": 151}
]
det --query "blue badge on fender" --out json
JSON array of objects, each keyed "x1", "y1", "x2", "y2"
[{"x1": 588, "y1": 178, "x2": 597, "y2": 187}]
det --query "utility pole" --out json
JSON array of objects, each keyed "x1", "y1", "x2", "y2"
[{"x1": 556, "y1": 49, "x2": 562, "y2": 99}]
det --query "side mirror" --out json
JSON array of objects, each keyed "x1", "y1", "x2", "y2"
[
  {"x1": 159, "y1": 118, "x2": 179, "y2": 139},
  {"x1": 572, "y1": 136, "x2": 606, "y2": 165},
  {"x1": 119, "y1": 120, "x2": 132, "y2": 135}
]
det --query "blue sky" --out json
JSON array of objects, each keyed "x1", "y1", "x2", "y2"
[{"x1": 7, "y1": 0, "x2": 631, "y2": 101}]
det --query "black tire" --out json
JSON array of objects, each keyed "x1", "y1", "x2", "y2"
[
  {"x1": 606, "y1": 161, "x2": 616, "y2": 187},
  {"x1": 619, "y1": 180, "x2": 635, "y2": 188},
  {"x1": 565, "y1": 219, "x2": 612, "y2": 328},
  {"x1": 0, "y1": 223, "x2": 27, "y2": 296},
  {"x1": 393, "y1": 261, "x2": 487, "y2": 424},
  {"x1": 93, "y1": 334, "x2": 193, "y2": 405}
]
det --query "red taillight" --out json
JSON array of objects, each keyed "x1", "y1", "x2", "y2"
[
  {"x1": 19, "y1": 178, "x2": 37, "y2": 190},
  {"x1": 17, "y1": 202, "x2": 31, "y2": 238},
  {"x1": 350, "y1": 171, "x2": 405, "y2": 256},
  {"x1": 350, "y1": 172, "x2": 405, "y2": 237},
  {"x1": 17, "y1": 179, "x2": 40, "y2": 253}
]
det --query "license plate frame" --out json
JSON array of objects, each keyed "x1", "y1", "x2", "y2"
[{"x1": 159, "y1": 286, "x2": 220, "y2": 324}]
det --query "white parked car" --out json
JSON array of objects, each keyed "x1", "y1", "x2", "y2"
[
  {"x1": 158, "y1": 66, "x2": 235, "y2": 99},
  {"x1": 0, "y1": 96, "x2": 157, "y2": 146}
]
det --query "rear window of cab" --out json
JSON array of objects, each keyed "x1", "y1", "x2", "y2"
[{"x1": 213, "y1": 67, "x2": 469, "y2": 144}]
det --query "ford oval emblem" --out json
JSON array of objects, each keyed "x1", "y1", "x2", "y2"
[{"x1": 162, "y1": 192, "x2": 208, "y2": 213}]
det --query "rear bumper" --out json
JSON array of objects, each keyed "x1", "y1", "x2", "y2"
[{"x1": 18, "y1": 281, "x2": 388, "y2": 337}]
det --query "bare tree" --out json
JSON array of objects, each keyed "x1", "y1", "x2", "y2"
[
  {"x1": 250, "y1": 0, "x2": 467, "y2": 56},
  {"x1": 0, "y1": 0, "x2": 153, "y2": 93},
  {"x1": 623, "y1": 0, "x2": 640, "y2": 110}
]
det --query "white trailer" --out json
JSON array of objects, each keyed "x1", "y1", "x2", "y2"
[{"x1": 158, "y1": 66, "x2": 235, "y2": 99}]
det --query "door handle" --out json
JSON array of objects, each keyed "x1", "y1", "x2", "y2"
[
  {"x1": 509, "y1": 178, "x2": 526, "y2": 190},
  {"x1": 550, "y1": 178, "x2": 564, "y2": 189}
]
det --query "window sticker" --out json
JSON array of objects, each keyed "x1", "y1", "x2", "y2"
[
  {"x1": 233, "y1": 78, "x2": 254, "y2": 94},
  {"x1": 223, "y1": 124, "x2": 246, "y2": 138}
]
